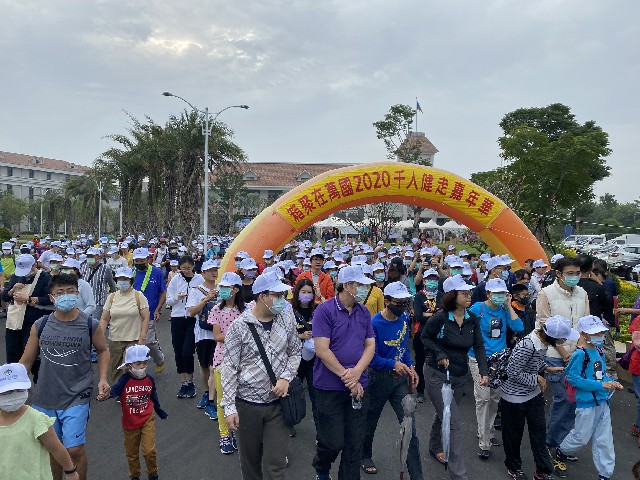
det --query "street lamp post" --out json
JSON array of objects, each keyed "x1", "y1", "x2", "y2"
[
  {"x1": 97, "y1": 181, "x2": 104, "y2": 240},
  {"x1": 162, "y1": 92, "x2": 248, "y2": 241}
]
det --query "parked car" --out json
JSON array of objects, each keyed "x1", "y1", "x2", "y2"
[
  {"x1": 576, "y1": 235, "x2": 607, "y2": 254},
  {"x1": 611, "y1": 258, "x2": 640, "y2": 281},
  {"x1": 593, "y1": 244, "x2": 618, "y2": 259},
  {"x1": 607, "y1": 244, "x2": 640, "y2": 275}
]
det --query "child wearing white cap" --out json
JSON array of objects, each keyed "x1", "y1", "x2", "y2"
[
  {"x1": 554, "y1": 316, "x2": 623, "y2": 480},
  {"x1": 99, "y1": 345, "x2": 167, "y2": 480},
  {"x1": 0, "y1": 362, "x2": 80, "y2": 479}
]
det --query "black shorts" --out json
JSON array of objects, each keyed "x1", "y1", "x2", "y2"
[{"x1": 196, "y1": 339, "x2": 216, "y2": 369}]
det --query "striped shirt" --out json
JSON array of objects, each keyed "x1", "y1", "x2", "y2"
[
  {"x1": 220, "y1": 308, "x2": 301, "y2": 417},
  {"x1": 80, "y1": 262, "x2": 115, "y2": 306},
  {"x1": 500, "y1": 331, "x2": 548, "y2": 403}
]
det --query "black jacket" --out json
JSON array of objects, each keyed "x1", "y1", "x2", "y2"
[
  {"x1": 413, "y1": 289, "x2": 442, "y2": 333},
  {"x1": 578, "y1": 278, "x2": 613, "y2": 325},
  {"x1": 421, "y1": 309, "x2": 488, "y2": 378}
]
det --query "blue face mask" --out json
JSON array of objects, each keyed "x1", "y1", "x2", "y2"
[
  {"x1": 374, "y1": 273, "x2": 385, "y2": 282},
  {"x1": 218, "y1": 287, "x2": 232, "y2": 300},
  {"x1": 589, "y1": 334, "x2": 605, "y2": 346},
  {"x1": 269, "y1": 297, "x2": 287, "y2": 315},
  {"x1": 491, "y1": 293, "x2": 507, "y2": 306},
  {"x1": 235, "y1": 261, "x2": 242, "y2": 268},
  {"x1": 329, "y1": 270, "x2": 338, "y2": 279},
  {"x1": 562, "y1": 275, "x2": 580, "y2": 288},
  {"x1": 426, "y1": 280, "x2": 439, "y2": 291},
  {"x1": 450, "y1": 268, "x2": 462, "y2": 277},
  {"x1": 355, "y1": 285, "x2": 369, "y2": 302},
  {"x1": 501, "y1": 270, "x2": 510, "y2": 281},
  {"x1": 54, "y1": 293, "x2": 78, "y2": 312},
  {"x1": 403, "y1": 260, "x2": 412, "y2": 267},
  {"x1": 471, "y1": 261, "x2": 478, "y2": 268}
]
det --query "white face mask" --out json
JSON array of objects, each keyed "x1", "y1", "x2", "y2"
[
  {"x1": 130, "y1": 367, "x2": 146, "y2": 379},
  {"x1": 0, "y1": 390, "x2": 29, "y2": 412},
  {"x1": 117, "y1": 280, "x2": 131, "y2": 291}
]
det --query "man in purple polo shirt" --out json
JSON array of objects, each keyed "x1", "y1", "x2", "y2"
[{"x1": 312, "y1": 265, "x2": 376, "y2": 480}]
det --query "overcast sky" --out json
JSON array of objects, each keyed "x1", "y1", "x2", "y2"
[{"x1": 1, "y1": 0, "x2": 638, "y2": 204}]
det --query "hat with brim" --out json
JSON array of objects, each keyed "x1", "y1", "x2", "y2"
[
  {"x1": 218, "y1": 272, "x2": 242, "y2": 287},
  {"x1": 114, "y1": 267, "x2": 133, "y2": 279},
  {"x1": 577, "y1": 315, "x2": 610, "y2": 335},
  {"x1": 118, "y1": 345, "x2": 151, "y2": 369},
  {"x1": 383, "y1": 281, "x2": 412, "y2": 299},
  {"x1": 0, "y1": 363, "x2": 31, "y2": 394},
  {"x1": 443, "y1": 275, "x2": 474, "y2": 293},
  {"x1": 252, "y1": 271, "x2": 291, "y2": 294},
  {"x1": 337, "y1": 265, "x2": 374, "y2": 285},
  {"x1": 544, "y1": 315, "x2": 580, "y2": 341},
  {"x1": 14, "y1": 254, "x2": 35, "y2": 276}
]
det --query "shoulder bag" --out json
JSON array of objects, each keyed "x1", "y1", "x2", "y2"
[
  {"x1": 7, "y1": 269, "x2": 41, "y2": 330},
  {"x1": 247, "y1": 323, "x2": 306, "y2": 427}
]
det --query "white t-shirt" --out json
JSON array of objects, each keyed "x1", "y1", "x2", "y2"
[{"x1": 186, "y1": 284, "x2": 216, "y2": 343}]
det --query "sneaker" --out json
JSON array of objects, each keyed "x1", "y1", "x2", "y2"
[
  {"x1": 149, "y1": 475, "x2": 159, "y2": 480},
  {"x1": 533, "y1": 472, "x2": 552, "y2": 480},
  {"x1": 204, "y1": 403, "x2": 218, "y2": 420},
  {"x1": 185, "y1": 382, "x2": 196, "y2": 398},
  {"x1": 131, "y1": 477, "x2": 140, "y2": 480},
  {"x1": 230, "y1": 431, "x2": 238, "y2": 450},
  {"x1": 316, "y1": 473, "x2": 332, "y2": 480},
  {"x1": 632, "y1": 424, "x2": 640, "y2": 437},
  {"x1": 196, "y1": 392, "x2": 209, "y2": 409},
  {"x1": 553, "y1": 448, "x2": 568, "y2": 478},
  {"x1": 289, "y1": 426, "x2": 297, "y2": 438},
  {"x1": 490, "y1": 437, "x2": 501, "y2": 447},
  {"x1": 176, "y1": 384, "x2": 188, "y2": 398},
  {"x1": 155, "y1": 362, "x2": 165, "y2": 374},
  {"x1": 598, "y1": 476, "x2": 610, "y2": 480},
  {"x1": 507, "y1": 469, "x2": 528, "y2": 480},
  {"x1": 219, "y1": 436, "x2": 234, "y2": 455},
  {"x1": 416, "y1": 394, "x2": 425, "y2": 403},
  {"x1": 478, "y1": 449, "x2": 491, "y2": 460}
]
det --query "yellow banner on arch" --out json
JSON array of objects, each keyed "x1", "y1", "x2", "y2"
[{"x1": 276, "y1": 164, "x2": 506, "y2": 229}]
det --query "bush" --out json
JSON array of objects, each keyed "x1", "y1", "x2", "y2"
[
  {"x1": 0, "y1": 226, "x2": 11, "y2": 242},
  {"x1": 615, "y1": 277, "x2": 640, "y2": 341}
]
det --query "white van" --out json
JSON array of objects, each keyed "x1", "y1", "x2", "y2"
[{"x1": 608, "y1": 234, "x2": 640, "y2": 247}]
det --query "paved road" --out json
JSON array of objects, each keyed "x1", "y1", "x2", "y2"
[{"x1": 2, "y1": 310, "x2": 640, "y2": 479}]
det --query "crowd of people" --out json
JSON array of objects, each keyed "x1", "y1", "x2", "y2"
[{"x1": 0, "y1": 232, "x2": 639, "y2": 480}]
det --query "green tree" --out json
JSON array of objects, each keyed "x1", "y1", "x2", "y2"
[
  {"x1": 373, "y1": 104, "x2": 430, "y2": 232},
  {"x1": 472, "y1": 103, "x2": 611, "y2": 243},
  {"x1": 210, "y1": 169, "x2": 249, "y2": 234},
  {"x1": 0, "y1": 191, "x2": 28, "y2": 231}
]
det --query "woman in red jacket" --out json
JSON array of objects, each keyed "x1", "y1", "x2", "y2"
[{"x1": 629, "y1": 314, "x2": 640, "y2": 447}]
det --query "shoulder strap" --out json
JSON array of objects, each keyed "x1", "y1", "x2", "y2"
[
  {"x1": 87, "y1": 316, "x2": 94, "y2": 349},
  {"x1": 108, "y1": 293, "x2": 116, "y2": 309},
  {"x1": 294, "y1": 309, "x2": 311, "y2": 331},
  {"x1": 86, "y1": 265, "x2": 99, "y2": 283},
  {"x1": 247, "y1": 323, "x2": 277, "y2": 386}
]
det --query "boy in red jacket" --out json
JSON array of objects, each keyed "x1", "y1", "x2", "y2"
[{"x1": 99, "y1": 345, "x2": 167, "y2": 480}]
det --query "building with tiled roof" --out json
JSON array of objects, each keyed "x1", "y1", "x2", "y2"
[
  {"x1": 396, "y1": 131, "x2": 439, "y2": 165},
  {"x1": 0, "y1": 150, "x2": 88, "y2": 201}
]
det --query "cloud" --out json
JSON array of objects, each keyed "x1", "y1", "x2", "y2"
[{"x1": 0, "y1": 0, "x2": 637, "y2": 203}]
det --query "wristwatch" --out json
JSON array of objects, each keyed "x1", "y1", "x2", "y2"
[{"x1": 64, "y1": 464, "x2": 77, "y2": 474}]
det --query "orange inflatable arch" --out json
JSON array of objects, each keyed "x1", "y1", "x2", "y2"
[{"x1": 220, "y1": 162, "x2": 546, "y2": 273}]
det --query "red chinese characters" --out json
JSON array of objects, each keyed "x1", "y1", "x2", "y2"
[
  {"x1": 450, "y1": 182, "x2": 465, "y2": 201},
  {"x1": 435, "y1": 176, "x2": 448, "y2": 196},
  {"x1": 338, "y1": 177, "x2": 354, "y2": 197},
  {"x1": 478, "y1": 198, "x2": 495, "y2": 216},
  {"x1": 286, "y1": 203, "x2": 305, "y2": 222},
  {"x1": 298, "y1": 194, "x2": 315, "y2": 215}
]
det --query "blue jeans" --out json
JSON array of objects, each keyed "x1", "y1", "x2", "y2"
[
  {"x1": 362, "y1": 370, "x2": 423, "y2": 480},
  {"x1": 633, "y1": 375, "x2": 640, "y2": 427},
  {"x1": 545, "y1": 356, "x2": 576, "y2": 447},
  {"x1": 559, "y1": 404, "x2": 615, "y2": 478}
]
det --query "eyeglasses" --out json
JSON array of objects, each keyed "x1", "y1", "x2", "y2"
[
  {"x1": 266, "y1": 292, "x2": 285, "y2": 299},
  {"x1": 562, "y1": 271, "x2": 581, "y2": 276}
]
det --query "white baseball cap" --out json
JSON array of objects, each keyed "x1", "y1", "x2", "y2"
[
  {"x1": 350, "y1": 255, "x2": 368, "y2": 266},
  {"x1": 15, "y1": 254, "x2": 36, "y2": 276},
  {"x1": 169, "y1": 260, "x2": 179, "y2": 267},
  {"x1": 114, "y1": 267, "x2": 133, "y2": 279},
  {"x1": 423, "y1": 268, "x2": 439, "y2": 278},
  {"x1": 544, "y1": 315, "x2": 579, "y2": 341},
  {"x1": 49, "y1": 253, "x2": 64, "y2": 263},
  {"x1": 132, "y1": 248, "x2": 149, "y2": 260},
  {"x1": 118, "y1": 345, "x2": 151, "y2": 369},
  {"x1": 218, "y1": 272, "x2": 242, "y2": 287},
  {"x1": 62, "y1": 258, "x2": 81, "y2": 270},
  {"x1": 458, "y1": 250, "x2": 469, "y2": 257},
  {"x1": 447, "y1": 245, "x2": 456, "y2": 251},
  {"x1": 323, "y1": 260, "x2": 337, "y2": 270},
  {"x1": 263, "y1": 249, "x2": 274, "y2": 259},
  {"x1": 443, "y1": 275, "x2": 474, "y2": 293},
  {"x1": 486, "y1": 278, "x2": 509, "y2": 293},
  {"x1": 86, "y1": 248, "x2": 101, "y2": 256},
  {"x1": 447, "y1": 256, "x2": 464, "y2": 268},
  {"x1": 499, "y1": 254, "x2": 515, "y2": 265},
  {"x1": 239, "y1": 258, "x2": 258, "y2": 270},
  {"x1": 338, "y1": 265, "x2": 374, "y2": 285},
  {"x1": 0, "y1": 363, "x2": 31, "y2": 393},
  {"x1": 201, "y1": 259, "x2": 220, "y2": 271},
  {"x1": 479, "y1": 253, "x2": 492, "y2": 262},
  {"x1": 532, "y1": 259, "x2": 548, "y2": 268},
  {"x1": 372, "y1": 262, "x2": 385, "y2": 272},
  {"x1": 252, "y1": 271, "x2": 291, "y2": 294},
  {"x1": 384, "y1": 281, "x2": 412, "y2": 299},
  {"x1": 551, "y1": 254, "x2": 565, "y2": 264},
  {"x1": 486, "y1": 257, "x2": 502, "y2": 271},
  {"x1": 263, "y1": 265, "x2": 285, "y2": 280},
  {"x1": 577, "y1": 315, "x2": 609, "y2": 334},
  {"x1": 310, "y1": 248, "x2": 325, "y2": 259},
  {"x1": 107, "y1": 247, "x2": 119, "y2": 255},
  {"x1": 1, "y1": 242, "x2": 11, "y2": 250},
  {"x1": 235, "y1": 251, "x2": 250, "y2": 260}
]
